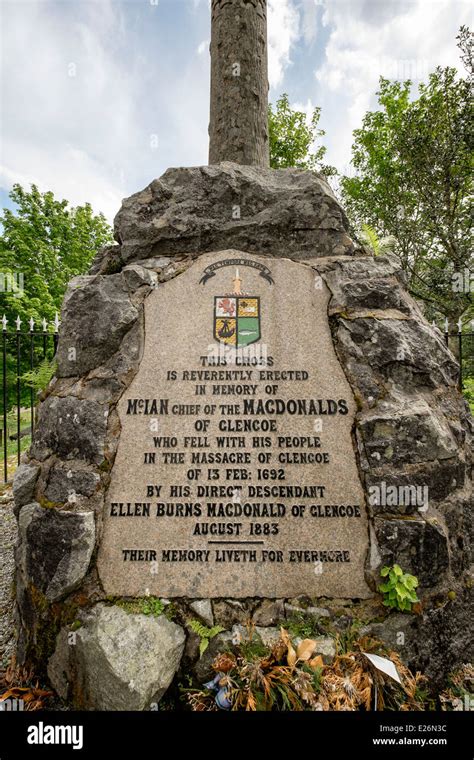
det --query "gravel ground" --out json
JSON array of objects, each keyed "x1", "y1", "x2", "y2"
[{"x1": 0, "y1": 490, "x2": 17, "y2": 669}]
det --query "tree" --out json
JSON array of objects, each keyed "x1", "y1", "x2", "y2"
[
  {"x1": 0, "y1": 183, "x2": 112, "y2": 329},
  {"x1": 268, "y1": 93, "x2": 336, "y2": 176},
  {"x1": 0, "y1": 184, "x2": 113, "y2": 410},
  {"x1": 341, "y1": 28, "x2": 473, "y2": 327}
]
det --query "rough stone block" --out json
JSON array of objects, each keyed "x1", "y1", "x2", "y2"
[
  {"x1": 48, "y1": 604, "x2": 185, "y2": 710},
  {"x1": 30, "y1": 396, "x2": 107, "y2": 465},
  {"x1": 56, "y1": 274, "x2": 138, "y2": 376},
  {"x1": 16, "y1": 503, "x2": 95, "y2": 602},
  {"x1": 12, "y1": 463, "x2": 40, "y2": 517}
]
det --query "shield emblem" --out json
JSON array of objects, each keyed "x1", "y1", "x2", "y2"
[{"x1": 214, "y1": 296, "x2": 260, "y2": 347}]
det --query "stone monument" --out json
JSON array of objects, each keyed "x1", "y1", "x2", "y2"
[{"x1": 12, "y1": 0, "x2": 472, "y2": 709}]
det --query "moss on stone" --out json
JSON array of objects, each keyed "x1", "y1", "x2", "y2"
[
  {"x1": 38, "y1": 496, "x2": 62, "y2": 509},
  {"x1": 112, "y1": 596, "x2": 165, "y2": 617}
]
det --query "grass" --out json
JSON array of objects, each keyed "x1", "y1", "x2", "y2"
[
  {"x1": 0, "y1": 408, "x2": 33, "y2": 482},
  {"x1": 285, "y1": 612, "x2": 323, "y2": 639},
  {"x1": 113, "y1": 597, "x2": 165, "y2": 617},
  {"x1": 462, "y1": 376, "x2": 474, "y2": 415}
]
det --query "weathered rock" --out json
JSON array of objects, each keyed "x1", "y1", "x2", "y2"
[
  {"x1": 106, "y1": 163, "x2": 355, "y2": 266},
  {"x1": 362, "y1": 591, "x2": 474, "y2": 687},
  {"x1": 12, "y1": 463, "x2": 40, "y2": 517},
  {"x1": 122, "y1": 264, "x2": 157, "y2": 291},
  {"x1": 374, "y1": 517, "x2": 449, "y2": 587},
  {"x1": 47, "y1": 604, "x2": 185, "y2": 709},
  {"x1": 189, "y1": 600, "x2": 214, "y2": 627},
  {"x1": 285, "y1": 603, "x2": 307, "y2": 618},
  {"x1": 193, "y1": 631, "x2": 235, "y2": 683},
  {"x1": 231, "y1": 623, "x2": 282, "y2": 650},
  {"x1": 30, "y1": 396, "x2": 107, "y2": 465},
  {"x1": 81, "y1": 317, "x2": 144, "y2": 404},
  {"x1": 55, "y1": 274, "x2": 138, "y2": 377},
  {"x1": 16, "y1": 503, "x2": 95, "y2": 602},
  {"x1": 252, "y1": 599, "x2": 284, "y2": 626},
  {"x1": 89, "y1": 244, "x2": 124, "y2": 276},
  {"x1": 442, "y1": 490, "x2": 473, "y2": 574},
  {"x1": 305, "y1": 606, "x2": 331, "y2": 619},
  {"x1": 255, "y1": 627, "x2": 281, "y2": 648},
  {"x1": 365, "y1": 459, "x2": 465, "y2": 516},
  {"x1": 132, "y1": 257, "x2": 172, "y2": 271},
  {"x1": 311, "y1": 637, "x2": 336, "y2": 663},
  {"x1": 335, "y1": 317, "x2": 459, "y2": 394},
  {"x1": 292, "y1": 634, "x2": 336, "y2": 663},
  {"x1": 45, "y1": 465, "x2": 100, "y2": 504},
  {"x1": 358, "y1": 401, "x2": 458, "y2": 468},
  {"x1": 213, "y1": 599, "x2": 252, "y2": 628}
]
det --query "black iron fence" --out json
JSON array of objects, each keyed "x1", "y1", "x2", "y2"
[
  {"x1": 1, "y1": 316, "x2": 59, "y2": 483},
  {"x1": 0, "y1": 319, "x2": 473, "y2": 484}
]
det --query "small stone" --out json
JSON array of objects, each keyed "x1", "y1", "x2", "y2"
[
  {"x1": 317, "y1": 637, "x2": 336, "y2": 663},
  {"x1": 331, "y1": 615, "x2": 353, "y2": 631},
  {"x1": 189, "y1": 600, "x2": 214, "y2": 627},
  {"x1": 255, "y1": 627, "x2": 281, "y2": 648},
  {"x1": 284, "y1": 603, "x2": 303, "y2": 617},
  {"x1": 213, "y1": 599, "x2": 251, "y2": 628},
  {"x1": 252, "y1": 599, "x2": 284, "y2": 626},
  {"x1": 12, "y1": 464, "x2": 40, "y2": 517},
  {"x1": 305, "y1": 606, "x2": 331, "y2": 619},
  {"x1": 122, "y1": 264, "x2": 157, "y2": 291},
  {"x1": 132, "y1": 257, "x2": 172, "y2": 270}
]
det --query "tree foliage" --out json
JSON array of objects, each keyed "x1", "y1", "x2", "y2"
[
  {"x1": 0, "y1": 184, "x2": 113, "y2": 412},
  {"x1": 341, "y1": 27, "x2": 473, "y2": 325},
  {"x1": 268, "y1": 93, "x2": 336, "y2": 176},
  {"x1": 0, "y1": 183, "x2": 113, "y2": 330}
]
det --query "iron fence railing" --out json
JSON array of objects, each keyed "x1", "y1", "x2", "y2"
[{"x1": 1, "y1": 315, "x2": 59, "y2": 483}]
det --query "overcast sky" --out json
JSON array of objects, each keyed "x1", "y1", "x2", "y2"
[{"x1": 0, "y1": 0, "x2": 471, "y2": 222}]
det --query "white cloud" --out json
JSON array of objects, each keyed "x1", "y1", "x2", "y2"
[
  {"x1": 1, "y1": 0, "x2": 470, "y2": 224},
  {"x1": 300, "y1": 0, "x2": 320, "y2": 44},
  {"x1": 0, "y1": 0, "x2": 209, "y2": 223},
  {"x1": 268, "y1": 0, "x2": 300, "y2": 87},
  {"x1": 0, "y1": 0, "x2": 138, "y2": 220},
  {"x1": 313, "y1": 0, "x2": 472, "y2": 172}
]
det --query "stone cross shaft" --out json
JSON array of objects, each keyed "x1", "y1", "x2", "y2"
[{"x1": 208, "y1": 0, "x2": 269, "y2": 167}]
